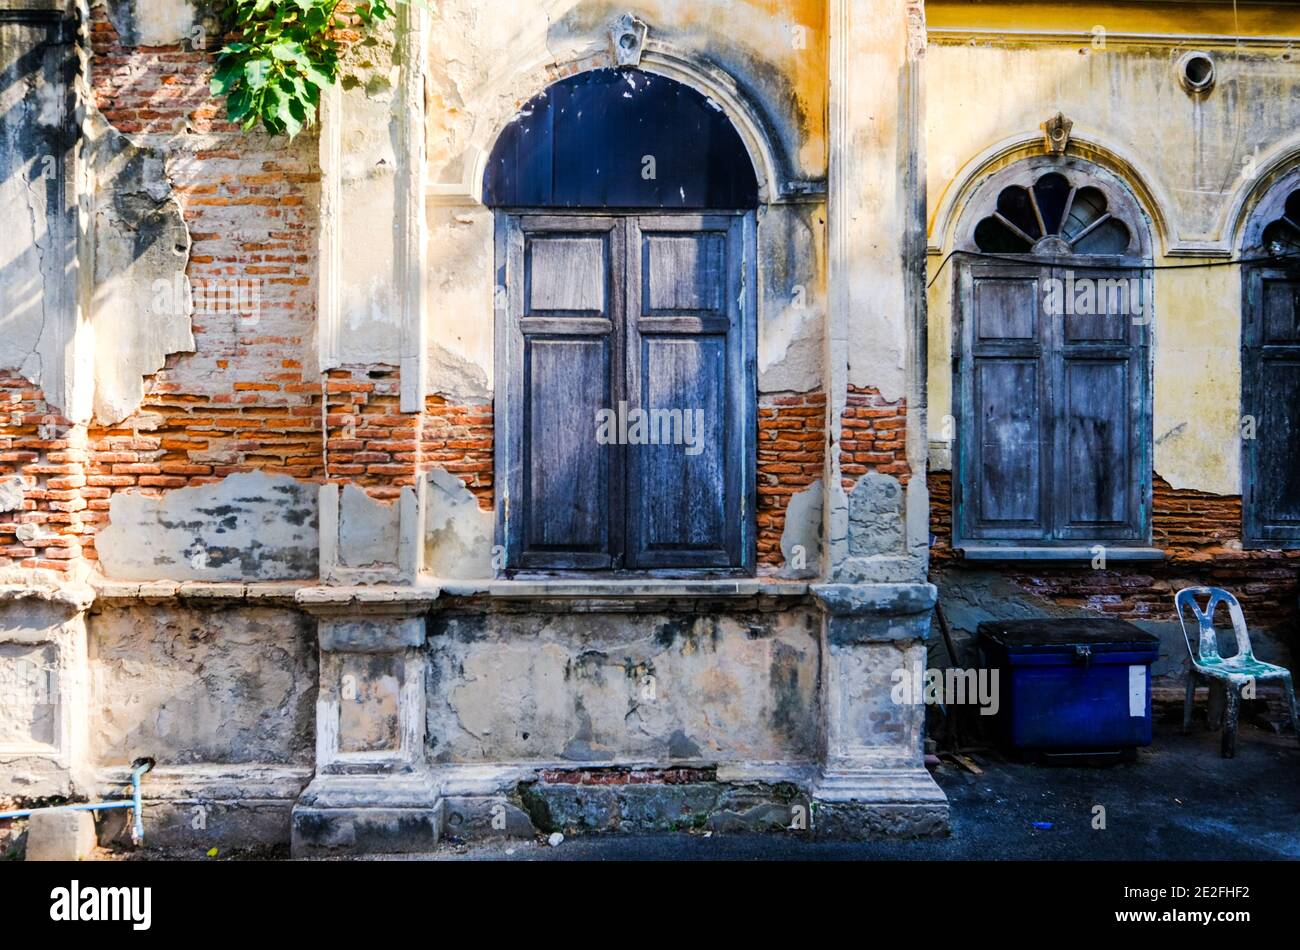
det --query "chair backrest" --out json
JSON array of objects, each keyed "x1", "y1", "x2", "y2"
[{"x1": 1173, "y1": 586, "x2": 1255, "y2": 665}]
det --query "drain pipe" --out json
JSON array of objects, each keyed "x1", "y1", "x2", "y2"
[{"x1": 0, "y1": 757, "x2": 155, "y2": 845}]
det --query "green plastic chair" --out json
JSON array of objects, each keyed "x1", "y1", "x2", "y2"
[{"x1": 1174, "y1": 586, "x2": 1300, "y2": 758}]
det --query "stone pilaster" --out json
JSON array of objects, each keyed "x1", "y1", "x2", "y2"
[
  {"x1": 0, "y1": 584, "x2": 93, "y2": 800},
  {"x1": 291, "y1": 587, "x2": 441, "y2": 856},
  {"x1": 811, "y1": 583, "x2": 948, "y2": 838}
]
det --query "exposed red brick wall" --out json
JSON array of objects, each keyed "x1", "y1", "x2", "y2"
[
  {"x1": 89, "y1": 6, "x2": 318, "y2": 395},
  {"x1": 929, "y1": 471, "x2": 1300, "y2": 628},
  {"x1": 420, "y1": 396, "x2": 494, "y2": 510},
  {"x1": 540, "y1": 767, "x2": 717, "y2": 785},
  {"x1": 323, "y1": 367, "x2": 416, "y2": 499},
  {"x1": 0, "y1": 373, "x2": 84, "y2": 572},
  {"x1": 840, "y1": 386, "x2": 909, "y2": 488},
  {"x1": 757, "y1": 392, "x2": 825, "y2": 567},
  {"x1": 66, "y1": 7, "x2": 328, "y2": 555}
]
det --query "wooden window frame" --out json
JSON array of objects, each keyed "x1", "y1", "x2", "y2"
[
  {"x1": 493, "y1": 209, "x2": 757, "y2": 576},
  {"x1": 1241, "y1": 263, "x2": 1300, "y2": 548},
  {"x1": 951, "y1": 161, "x2": 1155, "y2": 554}
]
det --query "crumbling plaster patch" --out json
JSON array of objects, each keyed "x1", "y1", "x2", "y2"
[
  {"x1": 337, "y1": 483, "x2": 402, "y2": 570},
  {"x1": 427, "y1": 609, "x2": 820, "y2": 765},
  {"x1": 96, "y1": 471, "x2": 318, "y2": 581},
  {"x1": 0, "y1": 595, "x2": 90, "y2": 798},
  {"x1": 757, "y1": 202, "x2": 826, "y2": 394},
  {"x1": 424, "y1": 468, "x2": 493, "y2": 579},
  {"x1": 88, "y1": 604, "x2": 317, "y2": 765},
  {"x1": 87, "y1": 110, "x2": 194, "y2": 424},
  {"x1": 0, "y1": 476, "x2": 26, "y2": 514},
  {"x1": 778, "y1": 478, "x2": 822, "y2": 578},
  {"x1": 102, "y1": 0, "x2": 209, "y2": 48}
]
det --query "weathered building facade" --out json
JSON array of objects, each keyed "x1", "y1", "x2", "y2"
[
  {"x1": 924, "y1": 1, "x2": 1300, "y2": 701},
  {"x1": 0, "y1": 0, "x2": 1295, "y2": 855}
]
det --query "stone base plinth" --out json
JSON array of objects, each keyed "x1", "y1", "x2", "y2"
[
  {"x1": 812, "y1": 767, "x2": 949, "y2": 839},
  {"x1": 291, "y1": 772, "x2": 442, "y2": 857}
]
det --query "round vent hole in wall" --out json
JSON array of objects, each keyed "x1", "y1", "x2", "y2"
[{"x1": 1178, "y1": 51, "x2": 1215, "y2": 94}]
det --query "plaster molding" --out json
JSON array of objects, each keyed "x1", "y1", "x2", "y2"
[
  {"x1": 927, "y1": 27, "x2": 1300, "y2": 50},
  {"x1": 436, "y1": 42, "x2": 796, "y2": 208},
  {"x1": 317, "y1": 6, "x2": 428, "y2": 416},
  {"x1": 1226, "y1": 137, "x2": 1300, "y2": 251},
  {"x1": 397, "y1": 0, "x2": 428, "y2": 414},
  {"x1": 929, "y1": 131, "x2": 1175, "y2": 256},
  {"x1": 316, "y1": 80, "x2": 343, "y2": 372}
]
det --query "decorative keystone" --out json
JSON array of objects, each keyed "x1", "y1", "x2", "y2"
[
  {"x1": 1042, "y1": 112, "x2": 1072, "y2": 155},
  {"x1": 611, "y1": 13, "x2": 649, "y2": 67}
]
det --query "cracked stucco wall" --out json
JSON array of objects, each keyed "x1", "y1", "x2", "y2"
[
  {"x1": 87, "y1": 111, "x2": 195, "y2": 424},
  {"x1": 0, "y1": 14, "x2": 79, "y2": 417},
  {"x1": 427, "y1": 608, "x2": 820, "y2": 765},
  {"x1": 424, "y1": 467, "x2": 493, "y2": 579},
  {"x1": 95, "y1": 472, "x2": 318, "y2": 581},
  {"x1": 1, "y1": 6, "x2": 195, "y2": 425},
  {"x1": 89, "y1": 604, "x2": 317, "y2": 766}
]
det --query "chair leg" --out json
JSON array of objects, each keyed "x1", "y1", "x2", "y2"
[
  {"x1": 1183, "y1": 672, "x2": 1197, "y2": 734},
  {"x1": 1283, "y1": 673, "x2": 1300, "y2": 748},
  {"x1": 1207, "y1": 681, "x2": 1226, "y2": 730},
  {"x1": 1221, "y1": 686, "x2": 1241, "y2": 759}
]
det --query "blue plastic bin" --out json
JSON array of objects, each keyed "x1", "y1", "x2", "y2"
[{"x1": 977, "y1": 618, "x2": 1160, "y2": 753}]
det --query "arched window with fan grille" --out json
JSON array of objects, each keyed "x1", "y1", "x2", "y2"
[
  {"x1": 1242, "y1": 169, "x2": 1300, "y2": 546},
  {"x1": 952, "y1": 158, "x2": 1153, "y2": 552}
]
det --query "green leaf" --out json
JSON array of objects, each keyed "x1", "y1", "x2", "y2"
[
  {"x1": 210, "y1": 57, "x2": 243, "y2": 96},
  {"x1": 243, "y1": 56, "x2": 272, "y2": 90}
]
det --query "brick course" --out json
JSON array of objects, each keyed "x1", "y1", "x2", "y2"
[
  {"x1": 0, "y1": 373, "x2": 84, "y2": 572},
  {"x1": 757, "y1": 392, "x2": 825, "y2": 566},
  {"x1": 929, "y1": 471, "x2": 1300, "y2": 628},
  {"x1": 840, "y1": 385, "x2": 909, "y2": 488},
  {"x1": 420, "y1": 395, "x2": 494, "y2": 510}
]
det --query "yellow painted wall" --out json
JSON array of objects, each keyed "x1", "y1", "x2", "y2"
[{"x1": 924, "y1": 2, "x2": 1300, "y2": 495}]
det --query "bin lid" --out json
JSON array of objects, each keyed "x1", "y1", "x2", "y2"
[{"x1": 977, "y1": 618, "x2": 1159, "y2": 652}]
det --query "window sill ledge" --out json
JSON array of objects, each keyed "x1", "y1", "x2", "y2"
[
  {"x1": 436, "y1": 577, "x2": 811, "y2": 601},
  {"x1": 956, "y1": 546, "x2": 1166, "y2": 563}
]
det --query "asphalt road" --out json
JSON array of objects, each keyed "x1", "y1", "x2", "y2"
[{"x1": 420, "y1": 718, "x2": 1300, "y2": 861}]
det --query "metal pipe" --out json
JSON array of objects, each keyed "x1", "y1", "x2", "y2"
[{"x1": 0, "y1": 757, "x2": 154, "y2": 845}]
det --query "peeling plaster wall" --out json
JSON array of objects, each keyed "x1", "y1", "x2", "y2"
[
  {"x1": 95, "y1": 472, "x2": 318, "y2": 581},
  {"x1": 0, "y1": 14, "x2": 78, "y2": 418},
  {"x1": 103, "y1": 0, "x2": 207, "y2": 48},
  {"x1": 88, "y1": 604, "x2": 317, "y2": 766},
  {"x1": 87, "y1": 112, "x2": 195, "y2": 425},
  {"x1": 427, "y1": 608, "x2": 820, "y2": 765},
  {"x1": 925, "y1": 37, "x2": 1300, "y2": 495},
  {"x1": 0, "y1": 595, "x2": 89, "y2": 798},
  {"x1": 424, "y1": 467, "x2": 493, "y2": 579}
]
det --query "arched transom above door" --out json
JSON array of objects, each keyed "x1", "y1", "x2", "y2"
[
  {"x1": 961, "y1": 160, "x2": 1151, "y2": 259},
  {"x1": 1248, "y1": 184, "x2": 1300, "y2": 257},
  {"x1": 483, "y1": 68, "x2": 759, "y2": 210}
]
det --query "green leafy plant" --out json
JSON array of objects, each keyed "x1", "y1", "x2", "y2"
[{"x1": 211, "y1": 0, "x2": 400, "y2": 139}]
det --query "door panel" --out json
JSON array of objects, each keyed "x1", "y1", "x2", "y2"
[
  {"x1": 1053, "y1": 265, "x2": 1147, "y2": 541},
  {"x1": 1244, "y1": 268, "x2": 1300, "y2": 543},
  {"x1": 973, "y1": 358, "x2": 1044, "y2": 532},
  {"x1": 498, "y1": 212, "x2": 753, "y2": 572},
  {"x1": 625, "y1": 215, "x2": 748, "y2": 568},
  {"x1": 1058, "y1": 358, "x2": 1130, "y2": 531},
  {"x1": 957, "y1": 262, "x2": 1148, "y2": 545},
  {"x1": 959, "y1": 265, "x2": 1048, "y2": 541},
  {"x1": 523, "y1": 337, "x2": 613, "y2": 555},
  {"x1": 502, "y1": 216, "x2": 623, "y2": 569},
  {"x1": 525, "y1": 234, "x2": 610, "y2": 314}
]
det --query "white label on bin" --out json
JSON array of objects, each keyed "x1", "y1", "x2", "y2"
[{"x1": 1128, "y1": 665, "x2": 1146, "y2": 717}]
